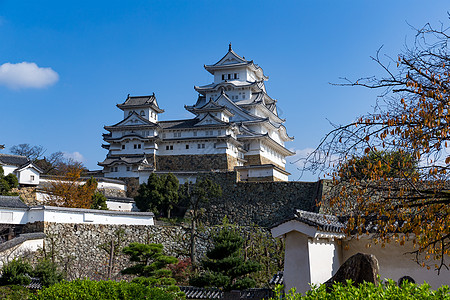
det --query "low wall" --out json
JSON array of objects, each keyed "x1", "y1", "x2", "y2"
[{"x1": 32, "y1": 222, "x2": 207, "y2": 281}]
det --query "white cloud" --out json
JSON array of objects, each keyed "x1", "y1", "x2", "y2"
[
  {"x1": 63, "y1": 152, "x2": 86, "y2": 163},
  {"x1": 0, "y1": 62, "x2": 59, "y2": 89},
  {"x1": 287, "y1": 147, "x2": 315, "y2": 168}
]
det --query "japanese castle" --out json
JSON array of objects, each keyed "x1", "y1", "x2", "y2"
[{"x1": 99, "y1": 45, "x2": 294, "y2": 182}]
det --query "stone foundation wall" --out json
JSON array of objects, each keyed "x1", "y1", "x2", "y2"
[
  {"x1": 28, "y1": 222, "x2": 208, "y2": 281},
  {"x1": 12, "y1": 187, "x2": 39, "y2": 206},
  {"x1": 226, "y1": 155, "x2": 239, "y2": 171},
  {"x1": 117, "y1": 177, "x2": 140, "y2": 198},
  {"x1": 98, "y1": 187, "x2": 127, "y2": 198},
  {"x1": 244, "y1": 155, "x2": 285, "y2": 170},
  {"x1": 21, "y1": 221, "x2": 280, "y2": 282},
  {"x1": 198, "y1": 172, "x2": 323, "y2": 227},
  {"x1": 156, "y1": 154, "x2": 230, "y2": 171}
]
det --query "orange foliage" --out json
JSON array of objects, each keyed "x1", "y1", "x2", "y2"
[
  {"x1": 304, "y1": 22, "x2": 450, "y2": 273},
  {"x1": 44, "y1": 164, "x2": 97, "y2": 209}
]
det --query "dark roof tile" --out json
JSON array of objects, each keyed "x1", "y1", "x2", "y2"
[
  {"x1": 0, "y1": 196, "x2": 28, "y2": 209},
  {"x1": 0, "y1": 154, "x2": 29, "y2": 167}
]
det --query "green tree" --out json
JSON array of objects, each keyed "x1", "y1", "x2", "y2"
[
  {"x1": 0, "y1": 166, "x2": 18, "y2": 196},
  {"x1": 0, "y1": 259, "x2": 33, "y2": 286},
  {"x1": 190, "y1": 225, "x2": 261, "y2": 291},
  {"x1": 134, "y1": 173, "x2": 180, "y2": 218},
  {"x1": 180, "y1": 178, "x2": 222, "y2": 266},
  {"x1": 32, "y1": 259, "x2": 65, "y2": 288},
  {"x1": 121, "y1": 243, "x2": 178, "y2": 286},
  {"x1": 91, "y1": 192, "x2": 108, "y2": 210}
]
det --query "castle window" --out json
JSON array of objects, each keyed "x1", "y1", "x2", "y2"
[
  {"x1": 222, "y1": 74, "x2": 225, "y2": 80},
  {"x1": 126, "y1": 166, "x2": 131, "y2": 171},
  {"x1": 234, "y1": 73, "x2": 238, "y2": 79},
  {"x1": 30, "y1": 175, "x2": 35, "y2": 181},
  {"x1": 122, "y1": 145, "x2": 125, "y2": 149},
  {"x1": 228, "y1": 74, "x2": 231, "y2": 80},
  {"x1": 140, "y1": 110, "x2": 145, "y2": 116},
  {"x1": 213, "y1": 143, "x2": 217, "y2": 148},
  {"x1": 193, "y1": 131, "x2": 197, "y2": 137},
  {"x1": 138, "y1": 144, "x2": 141, "y2": 149},
  {"x1": 218, "y1": 130, "x2": 221, "y2": 135},
  {"x1": 166, "y1": 145, "x2": 173, "y2": 150},
  {"x1": 186, "y1": 144, "x2": 189, "y2": 149}
]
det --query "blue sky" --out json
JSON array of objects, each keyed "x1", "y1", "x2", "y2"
[{"x1": 0, "y1": 0, "x2": 449, "y2": 181}]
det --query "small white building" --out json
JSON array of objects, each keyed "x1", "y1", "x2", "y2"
[
  {"x1": 0, "y1": 154, "x2": 42, "y2": 186},
  {"x1": 271, "y1": 209, "x2": 450, "y2": 293}
]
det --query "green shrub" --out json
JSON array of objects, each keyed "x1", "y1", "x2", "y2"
[
  {"x1": 270, "y1": 280, "x2": 450, "y2": 299},
  {"x1": 0, "y1": 285, "x2": 33, "y2": 299},
  {"x1": 31, "y1": 279, "x2": 185, "y2": 300},
  {"x1": 0, "y1": 259, "x2": 33, "y2": 286},
  {"x1": 31, "y1": 259, "x2": 64, "y2": 287}
]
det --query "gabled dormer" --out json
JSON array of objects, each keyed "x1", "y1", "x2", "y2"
[
  {"x1": 185, "y1": 99, "x2": 234, "y2": 122},
  {"x1": 117, "y1": 94, "x2": 164, "y2": 123},
  {"x1": 204, "y1": 44, "x2": 268, "y2": 85},
  {"x1": 194, "y1": 113, "x2": 229, "y2": 127}
]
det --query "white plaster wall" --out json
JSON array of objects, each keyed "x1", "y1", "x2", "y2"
[
  {"x1": 16, "y1": 168, "x2": 40, "y2": 185},
  {"x1": 0, "y1": 238, "x2": 44, "y2": 268},
  {"x1": 27, "y1": 207, "x2": 154, "y2": 226},
  {"x1": 0, "y1": 208, "x2": 28, "y2": 224},
  {"x1": 248, "y1": 167, "x2": 273, "y2": 178},
  {"x1": 343, "y1": 237, "x2": 450, "y2": 289},
  {"x1": 158, "y1": 141, "x2": 227, "y2": 156},
  {"x1": 260, "y1": 144, "x2": 286, "y2": 167},
  {"x1": 2, "y1": 165, "x2": 16, "y2": 176},
  {"x1": 106, "y1": 201, "x2": 135, "y2": 212},
  {"x1": 105, "y1": 165, "x2": 136, "y2": 178},
  {"x1": 97, "y1": 181, "x2": 126, "y2": 191},
  {"x1": 273, "y1": 169, "x2": 289, "y2": 181},
  {"x1": 308, "y1": 238, "x2": 341, "y2": 285},
  {"x1": 284, "y1": 231, "x2": 311, "y2": 294}
]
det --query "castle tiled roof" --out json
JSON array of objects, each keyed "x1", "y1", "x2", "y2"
[
  {"x1": 272, "y1": 209, "x2": 345, "y2": 234},
  {"x1": 117, "y1": 94, "x2": 164, "y2": 113},
  {"x1": 158, "y1": 119, "x2": 200, "y2": 129},
  {"x1": 0, "y1": 154, "x2": 29, "y2": 167},
  {"x1": 0, "y1": 195, "x2": 28, "y2": 209},
  {"x1": 293, "y1": 209, "x2": 345, "y2": 233},
  {"x1": 99, "y1": 155, "x2": 150, "y2": 166}
]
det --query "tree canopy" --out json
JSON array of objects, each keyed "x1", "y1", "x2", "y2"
[
  {"x1": 190, "y1": 225, "x2": 261, "y2": 291},
  {"x1": 304, "y1": 21, "x2": 450, "y2": 272},
  {"x1": 134, "y1": 173, "x2": 180, "y2": 218},
  {"x1": 44, "y1": 165, "x2": 97, "y2": 209},
  {"x1": 0, "y1": 166, "x2": 18, "y2": 195},
  {"x1": 180, "y1": 177, "x2": 222, "y2": 266},
  {"x1": 121, "y1": 242, "x2": 178, "y2": 286}
]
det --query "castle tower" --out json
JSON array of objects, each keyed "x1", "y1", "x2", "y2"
[{"x1": 100, "y1": 46, "x2": 294, "y2": 182}]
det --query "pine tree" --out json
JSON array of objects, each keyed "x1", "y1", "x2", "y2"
[
  {"x1": 121, "y1": 243, "x2": 178, "y2": 286},
  {"x1": 190, "y1": 225, "x2": 261, "y2": 291}
]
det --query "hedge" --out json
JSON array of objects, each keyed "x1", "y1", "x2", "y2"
[
  {"x1": 271, "y1": 280, "x2": 450, "y2": 300},
  {"x1": 30, "y1": 279, "x2": 185, "y2": 300}
]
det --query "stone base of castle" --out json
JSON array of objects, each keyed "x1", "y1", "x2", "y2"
[{"x1": 156, "y1": 154, "x2": 238, "y2": 171}]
